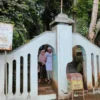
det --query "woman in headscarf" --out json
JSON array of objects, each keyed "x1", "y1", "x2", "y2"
[{"x1": 38, "y1": 50, "x2": 46, "y2": 82}]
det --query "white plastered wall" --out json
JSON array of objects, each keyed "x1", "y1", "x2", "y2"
[{"x1": 0, "y1": 27, "x2": 100, "y2": 100}]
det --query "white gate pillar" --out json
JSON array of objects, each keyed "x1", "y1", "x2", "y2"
[
  {"x1": 50, "y1": 13, "x2": 74, "y2": 99},
  {"x1": 8, "y1": 61, "x2": 13, "y2": 95},
  {"x1": 0, "y1": 61, "x2": 5, "y2": 95},
  {"x1": 16, "y1": 58, "x2": 20, "y2": 94},
  {"x1": 99, "y1": 56, "x2": 100, "y2": 80},
  {"x1": 0, "y1": 63, "x2": 2, "y2": 95},
  {"x1": 83, "y1": 60, "x2": 87, "y2": 88},
  {"x1": 30, "y1": 53, "x2": 38, "y2": 99},
  {"x1": 82, "y1": 48, "x2": 87, "y2": 87},
  {"x1": 23, "y1": 55, "x2": 28, "y2": 93},
  {"x1": 86, "y1": 53, "x2": 93, "y2": 89},
  {"x1": 93, "y1": 55, "x2": 98, "y2": 88}
]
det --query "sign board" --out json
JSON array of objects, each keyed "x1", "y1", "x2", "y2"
[
  {"x1": 71, "y1": 77, "x2": 83, "y2": 90},
  {"x1": 0, "y1": 23, "x2": 13, "y2": 50},
  {"x1": 67, "y1": 73, "x2": 83, "y2": 91}
]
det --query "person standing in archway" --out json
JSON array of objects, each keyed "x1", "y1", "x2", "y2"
[
  {"x1": 45, "y1": 47, "x2": 52, "y2": 84},
  {"x1": 38, "y1": 50, "x2": 46, "y2": 82}
]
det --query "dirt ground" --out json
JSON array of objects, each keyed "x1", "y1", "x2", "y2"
[
  {"x1": 69, "y1": 94, "x2": 100, "y2": 100},
  {"x1": 38, "y1": 79, "x2": 55, "y2": 95},
  {"x1": 38, "y1": 80, "x2": 100, "y2": 100}
]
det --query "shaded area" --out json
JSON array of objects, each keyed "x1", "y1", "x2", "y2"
[
  {"x1": 38, "y1": 44, "x2": 56, "y2": 95},
  {"x1": 72, "y1": 45, "x2": 87, "y2": 90},
  {"x1": 20, "y1": 56, "x2": 23, "y2": 94},
  {"x1": 12, "y1": 60, "x2": 16, "y2": 94},
  {"x1": 67, "y1": 61, "x2": 77, "y2": 74}
]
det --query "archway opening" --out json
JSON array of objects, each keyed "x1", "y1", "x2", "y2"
[
  {"x1": 27, "y1": 54, "x2": 31, "y2": 92},
  {"x1": 70, "y1": 45, "x2": 87, "y2": 89},
  {"x1": 37, "y1": 44, "x2": 57, "y2": 95},
  {"x1": 20, "y1": 56, "x2": 23, "y2": 94},
  {"x1": 91, "y1": 53, "x2": 95, "y2": 87},
  {"x1": 12, "y1": 60, "x2": 16, "y2": 94}
]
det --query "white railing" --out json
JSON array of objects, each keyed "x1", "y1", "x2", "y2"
[{"x1": 1, "y1": 53, "x2": 37, "y2": 100}]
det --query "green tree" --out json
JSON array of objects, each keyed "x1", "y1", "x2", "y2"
[
  {"x1": 73, "y1": 0, "x2": 100, "y2": 39},
  {"x1": 35, "y1": 0, "x2": 73, "y2": 31},
  {"x1": 1, "y1": 0, "x2": 100, "y2": 48},
  {"x1": 89, "y1": 0, "x2": 99, "y2": 42},
  {"x1": 0, "y1": 0, "x2": 42, "y2": 49}
]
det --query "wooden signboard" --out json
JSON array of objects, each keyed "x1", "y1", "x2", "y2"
[
  {"x1": 0, "y1": 23, "x2": 13, "y2": 50},
  {"x1": 67, "y1": 73, "x2": 83, "y2": 91}
]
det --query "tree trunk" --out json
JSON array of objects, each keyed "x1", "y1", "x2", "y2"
[{"x1": 88, "y1": 0, "x2": 99, "y2": 42}]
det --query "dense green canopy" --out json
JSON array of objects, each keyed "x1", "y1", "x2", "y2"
[
  {"x1": 0, "y1": 0, "x2": 42, "y2": 48},
  {"x1": 0, "y1": 0, "x2": 100, "y2": 48}
]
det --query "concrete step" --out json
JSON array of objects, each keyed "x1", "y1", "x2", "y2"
[{"x1": 38, "y1": 94, "x2": 56, "y2": 100}]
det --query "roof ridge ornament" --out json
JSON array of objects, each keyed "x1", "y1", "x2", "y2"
[{"x1": 50, "y1": 13, "x2": 74, "y2": 26}]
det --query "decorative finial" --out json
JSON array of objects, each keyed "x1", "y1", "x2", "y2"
[{"x1": 61, "y1": 0, "x2": 63, "y2": 13}]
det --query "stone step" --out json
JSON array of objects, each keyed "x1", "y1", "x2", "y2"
[{"x1": 38, "y1": 94, "x2": 56, "y2": 100}]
